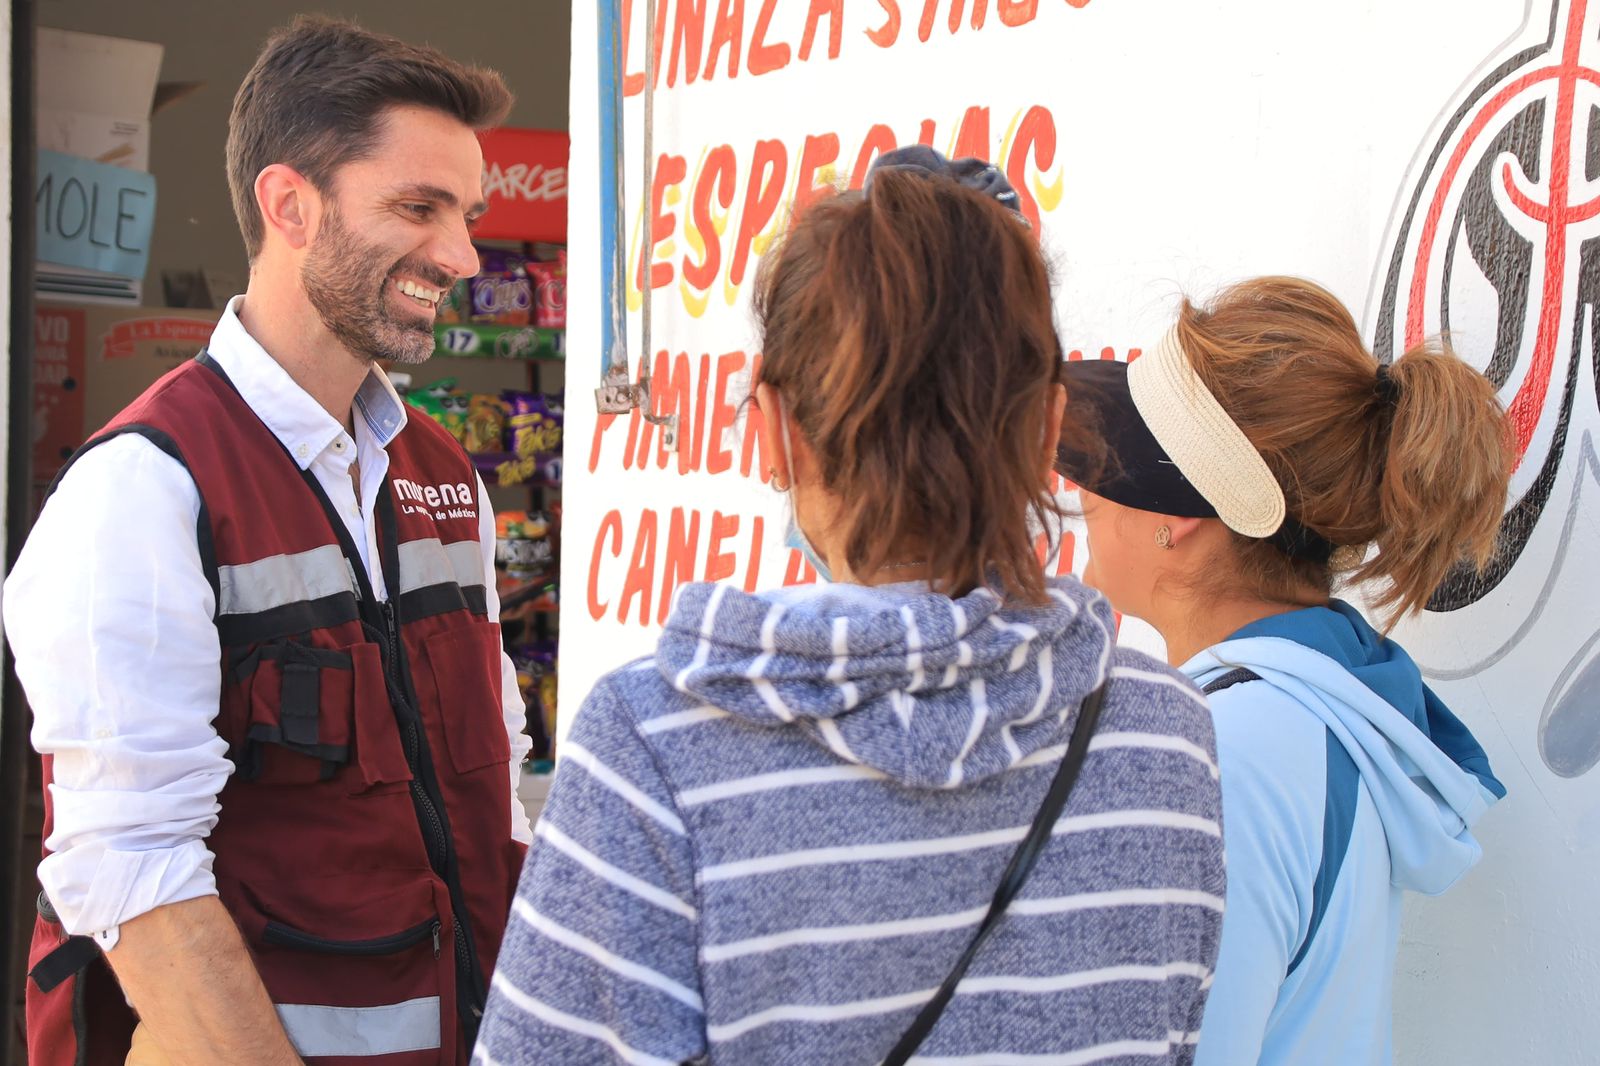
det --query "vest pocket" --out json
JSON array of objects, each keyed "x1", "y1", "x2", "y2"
[
  {"x1": 225, "y1": 639, "x2": 412, "y2": 793},
  {"x1": 229, "y1": 641, "x2": 356, "y2": 785},
  {"x1": 232, "y1": 875, "x2": 452, "y2": 1061},
  {"x1": 422, "y1": 622, "x2": 513, "y2": 775},
  {"x1": 348, "y1": 643, "x2": 415, "y2": 794}
]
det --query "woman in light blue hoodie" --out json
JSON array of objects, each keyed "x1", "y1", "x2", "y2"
[
  {"x1": 478, "y1": 150, "x2": 1227, "y2": 1065},
  {"x1": 1055, "y1": 276, "x2": 1511, "y2": 1065}
]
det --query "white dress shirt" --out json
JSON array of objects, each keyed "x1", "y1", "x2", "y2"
[{"x1": 4, "y1": 296, "x2": 533, "y2": 945}]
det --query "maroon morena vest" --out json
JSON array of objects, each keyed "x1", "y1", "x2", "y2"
[{"x1": 26, "y1": 354, "x2": 524, "y2": 1066}]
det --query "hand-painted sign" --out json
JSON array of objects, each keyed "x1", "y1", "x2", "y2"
[
  {"x1": 35, "y1": 149, "x2": 156, "y2": 278},
  {"x1": 563, "y1": 4, "x2": 1600, "y2": 1062}
]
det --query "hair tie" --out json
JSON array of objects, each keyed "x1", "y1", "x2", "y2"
[
  {"x1": 1374, "y1": 363, "x2": 1402, "y2": 406},
  {"x1": 864, "y1": 145, "x2": 1029, "y2": 225}
]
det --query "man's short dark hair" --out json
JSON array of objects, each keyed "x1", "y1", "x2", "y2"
[{"x1": 227, "y1": 16, "x2": 514, "y2": 261}]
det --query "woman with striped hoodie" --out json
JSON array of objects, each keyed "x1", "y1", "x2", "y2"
[{"x1": 477, "y1": 149, "x2": 1227, "y2": 1066}]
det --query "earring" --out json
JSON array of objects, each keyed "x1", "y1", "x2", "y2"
[{"x1": 1154, "y1": 525, "x2": 1174, "y2": 550}]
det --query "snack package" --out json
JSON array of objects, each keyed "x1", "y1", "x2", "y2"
[
  {"x1": 526, "y1": 256, "x2": 566, "y2": 329},
  {"x1": 496, "y1": 509, "x2": 554, "y2": 579},
  {"x1": 471, "y1": 248, "x2": 532, "y2": 325},
  {"x1": 405, "y1": 379, "x2": 470, "y2": 443},
  {"x1": 435, "y1": 278, "x2": 472, "y2": 324},
  {"x1": 503, "y1": 392, "x2": 565, "y2": 457},
  {"x1": 462, "y1": 394, "x2": 509, "y2": 455}
]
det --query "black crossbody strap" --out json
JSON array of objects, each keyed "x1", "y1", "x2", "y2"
[{"x1": 881, "y1": 682, "x2": 1110, "y2": 1066}]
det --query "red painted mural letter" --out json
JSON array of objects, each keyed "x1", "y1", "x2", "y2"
[
  {"x1": 731, "y1": 139, "x2": 788, "y2": 286},
  {"x1": 867, "y1": 0, "x2": 901, "y2": 47},
  {"x1": 618, "y1": 509, "x2": 660, "y2": 627},
  {"x1": 588, "y1": 510, "x2": 624, "y2": 620},
  {"x1": 1006, "y1": 104, "x2": 1057, "y2": 233},
  {"x1": 641, "y1": 153, "x2": 688, "y2": 291},
  {"x1": 800, "y1": 0, "x2": 844, "y2": 61},
  {"x1": 748, "y1": 0, "x2": 791, "y2": 76},
  {"x1": 795, "y1": 132, "x2": 841, "y2": 217},
  {"x1": 683, "y1": 145, "x2": 737, "y2": 292},
  {"x1": 704, "y1": 0, "x2": 745, "y2": 80},
  {"x1": 705, "y1": 511, "x2": 741, "y2": 582}
]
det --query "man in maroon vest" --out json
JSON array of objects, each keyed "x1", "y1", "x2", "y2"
[{"x1": 6, "y1": 18, "x2": 532, "y2": 1065}]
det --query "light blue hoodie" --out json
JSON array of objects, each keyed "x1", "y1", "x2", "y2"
[{"x1": 1186, "y1": 600, "x2": 1504, "y2": 1066}]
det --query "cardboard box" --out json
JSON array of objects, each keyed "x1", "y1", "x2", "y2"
[
  {"x1": 37, "y1": 28, "x2": 164, "y2": 171},
  {"x1": 33, "y1": 302, "x2": 220, "y2": 484}
]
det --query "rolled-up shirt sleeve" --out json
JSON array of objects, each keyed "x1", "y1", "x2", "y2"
[
  {"x1": 476, "y1": 474, "x2": 535, "y2": 845},
  {"x1": 3, "y1": 435, "x2": 232, "y2": 937}
]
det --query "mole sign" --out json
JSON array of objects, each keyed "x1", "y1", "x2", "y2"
[{"x1": 35, "y1": 149, "x2": 157, "y2": 279}]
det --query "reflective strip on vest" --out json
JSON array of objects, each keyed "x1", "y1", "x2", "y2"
[
  {"x1": 277, "y1": 996, "x2": 441, "y2": 1057},
  {"x1": 218, "y1": 544, "x2": 356, "y2": 615},
  {"x1": 397, "y1": 537, "x2": 484, "y2": 594}
]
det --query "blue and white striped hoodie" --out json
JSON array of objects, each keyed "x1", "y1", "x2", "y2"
[{"x1": 477, "y1": 576, "x2": 1226, "y2": 1066}]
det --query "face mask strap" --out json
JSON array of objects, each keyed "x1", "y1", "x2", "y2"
[{"x1": 773, "y1": 396, "x2": 832, "y2": 582}]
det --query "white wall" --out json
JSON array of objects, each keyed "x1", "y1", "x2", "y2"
[{"x1": 561, "y1": 1, "x2": 1600, "y2": 1062}]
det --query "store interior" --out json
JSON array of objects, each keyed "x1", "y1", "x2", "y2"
[{"x1": 14, "y1": 4, "x2": 574, "y2": 1058}]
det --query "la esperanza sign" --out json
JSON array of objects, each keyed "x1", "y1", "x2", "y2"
[{"x1": 562, "y1": 2, "x2": 1600, "y2": 1062}]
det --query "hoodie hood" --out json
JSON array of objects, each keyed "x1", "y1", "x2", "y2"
[
  {"x1": 1183, "y1": 599, "x2": 1505, "y2": 895},
  {"x1": 656, "y1": 577, "x2": 1114, "y2": 789}
]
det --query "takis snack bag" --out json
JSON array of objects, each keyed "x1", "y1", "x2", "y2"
[{"x1": 502, "y1": 391, "x2": 565, "y2": 458}]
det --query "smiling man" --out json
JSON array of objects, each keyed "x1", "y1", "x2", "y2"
[{"x1": 6, "y1": 18, "x2": 531, "y2": 1066}]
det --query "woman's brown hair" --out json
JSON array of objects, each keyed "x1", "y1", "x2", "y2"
[
  {"x1": 753, "y1": 169, "x2": 1078, "y2": 603},
  {"x1": 1174, "y1": 276, "x2": 1513, "y2": 624}
]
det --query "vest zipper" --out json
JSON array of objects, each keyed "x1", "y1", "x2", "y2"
[
  {"x1": 379, "y1": 596, "x2": 488, "y2": 1032},
  {"x1": 263, "y1": 918, "x2": 440, "y2": 957}
]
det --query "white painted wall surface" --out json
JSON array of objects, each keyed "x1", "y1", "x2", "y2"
[{"x1": 558, "y1": 2, "x2": 1594, "y2": 1062}]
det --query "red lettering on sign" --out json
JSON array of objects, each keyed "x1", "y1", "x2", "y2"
[
  {"x1": 748, "y1": 0, "x2": 791, "y2": 75},
  {"x1": 588, "y1": 510, "x2": 624, "y2": 620},
  {"x1": 800, "y1": 0, "x2": 844, "y2": 61},
  {"x1": 671, "y1": 0, "x2": 707, "y2": 86},
  {"x1": 851, "y1": 124, "x2": 899, "y2": 187},
  {"x1": 705, "y1": 0, "x2": 745, "y2": 80},
  {"x1": 794, "y1": 133, "x2": 841, "y2": 218},
  {"x1": 641, "y1": 153, "x2": 688, "y2": 291},
  {"x1": 868, "y1": 0, "x2": 902, "y2": 47},
  {"x1": 683, "y1": 144, "x2": 736, "y2": 289},
  {"x1": 952, "y1": 106, "x2": 990, "y2": 161},
  {"x1": 784, "y1": 548, "x2": 819, "y2": 586},
  {"x1": 659, "y1": 507, "x2": 701, "y2": 623},
  {"x1": 707, "y1": 350, "x2": 746, "y2": 475},
  {"x1": 740, "y1": 352, "x2": 770, "y2": 479},
  {"x1": 619, "y1": 508, "x2": 661, "y2": 625},
  {"x1": 705, "y1": 510, "x2": 741, "y2": 582},
  {"x1": 744, "y1": 516, "x2": 765, "y2": 591},
  {"x1": 1007, "y1": 104, "x2": 1056, "y2": 232},
  {"x1": 731, "y1": 139, "x2": 787, "y2": 286}
]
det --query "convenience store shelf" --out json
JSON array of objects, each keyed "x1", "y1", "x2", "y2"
[{"x1": 433, "y1": 322, "x2": 564, "y2": 361}]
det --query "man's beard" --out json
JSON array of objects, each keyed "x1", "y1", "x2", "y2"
[{"x1": 301, "y1": 205, "x2": 447, "y2": 366}]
